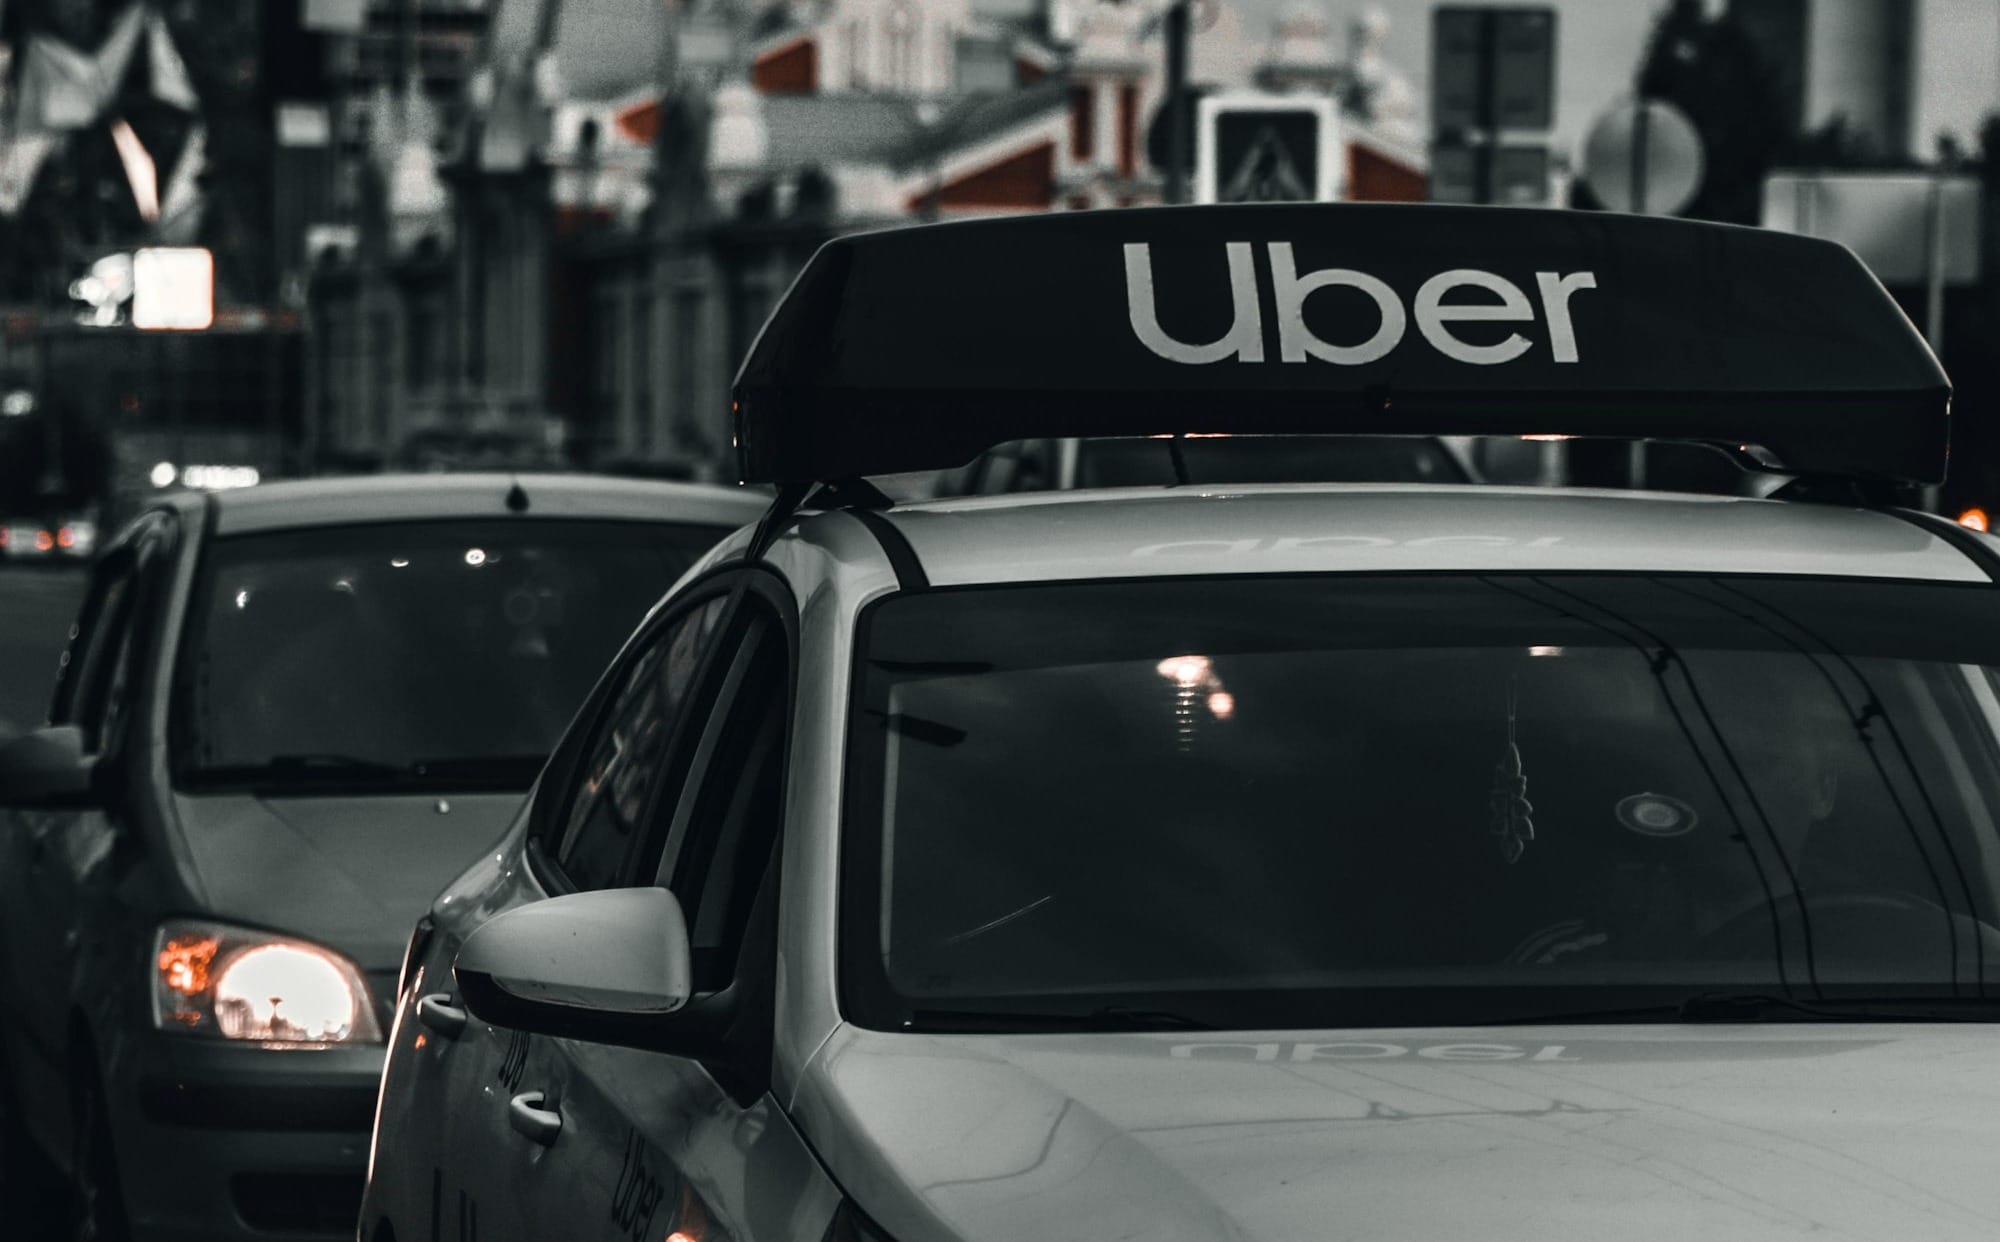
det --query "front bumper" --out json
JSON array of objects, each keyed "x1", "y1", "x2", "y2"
[{"x1": 103, "y1": 1031, "x2": 385, "y2": 1242}]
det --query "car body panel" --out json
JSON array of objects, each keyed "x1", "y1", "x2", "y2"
[
  {"x1": 365, "y1": 482, "x2": 2000, "y2": 1242},
  {"x1": 169, "y1": 792, "x2": 525, "y2": 972},
  {"x1": 882, "y1": 486, "x2": 1986, "y2": 586},
  {"x1": 793, "y1": 1023, "x2": 2000, "y2": 1242}
]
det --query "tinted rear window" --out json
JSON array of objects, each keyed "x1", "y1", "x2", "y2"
[{"x1": 176, "y1": 519, "x2": 727, "y2": 792}]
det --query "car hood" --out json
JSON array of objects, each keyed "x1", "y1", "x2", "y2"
[
  {"x1": 170, "y1": 791, "x2": 523, "y2": 971},
  {"x1": 799, "y1": 1024, "x2": 2000, "y2": 1242}
]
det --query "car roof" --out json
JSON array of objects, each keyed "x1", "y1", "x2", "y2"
[
  {"x1": 195, "y1": 473, "x2": 769, "y2": 537},
  {"x1": 864, "y1": 485, "x2": 1992, "y2": 588}
]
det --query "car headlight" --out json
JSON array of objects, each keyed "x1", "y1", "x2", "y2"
[{"x1": 152, "y1": 920, "x2": 384, "y2": 1045}]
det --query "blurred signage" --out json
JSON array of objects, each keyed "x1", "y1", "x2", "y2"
[
  {"x1": 132, "y1": 247, "x2": 214, "y2": 331},
  {"x1": 1431, "y1": 9, "x2": 1487, "y2": 133},
  {"x1": 1761, "y1": 173, "x2": 1981, "y2": 286},
  {"x1": 1431, "y1": 7, "x2": 1556, "y2": 133},
  {"x1": 276, "y1": 102, "x2": 331, "y2": 148},
  {"x1": 1434, "y1": 142, "x2": 1549, "y2": 207},
  {"x1": 302, "y1": 0, "x2": 367, "y2": 33},
  {"x1": 1579, "y1": 99, "x2": 1705, "y2": 215},
  {"x1": 1430, "y1": 141, "x2": 1481, "y2": 204},
  {"x1": 1195, "y1": 94, "x2": 1341, "y2": 205},
  {"x1": 1492, "y1": 146, "x2": 1552, "y2": 206},
  {"x1": 1429, "y1": 6, "x2": 1557, "y2": 205},
  {"x1": 1491, "y1": 9, "x2": 1557, "y2": 130}
]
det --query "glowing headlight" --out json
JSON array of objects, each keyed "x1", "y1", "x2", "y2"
[{"x1": 152, "y1": 921, "x2": 383, "y2": 1045}]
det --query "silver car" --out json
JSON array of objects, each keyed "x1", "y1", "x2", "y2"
[
  {"x1": 0, "y1": 472, "x2": 764, "y2": 1242},
  {"x1": 362, "y1": 205, "x2": 2000, "y2": 1242}
]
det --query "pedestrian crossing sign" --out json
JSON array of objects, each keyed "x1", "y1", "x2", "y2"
[{"x1": 1195, "y1": 95, "x2": 1341, "y2": 205}]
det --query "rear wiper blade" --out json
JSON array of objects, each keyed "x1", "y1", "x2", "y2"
[
  {"x1": 400, "y1": 754, "x2": 545, "y2": 779},
  {"x1": 261, "y1": 754, "x2": 542, "y2": 781},
  {"x1": 910, "y1": 1006, "x2": 1214, "y2": 1033},
  {"x1": 263, "y1": 753, "x2": 409, "y2": 776}
]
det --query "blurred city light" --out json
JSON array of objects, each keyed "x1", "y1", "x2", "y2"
[
  {"x1": 178, "y1": 464, "x2": 261, "y2": 491},
  {"x1": 1156, "y1": 654, "x2": 1212, "y2": 686},
  {"x1": 132, "y1": 247, "x2": 214, "y2": 330}
]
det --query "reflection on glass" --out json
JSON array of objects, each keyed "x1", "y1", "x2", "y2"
[
  {"x1": 847, "y1": 574, "x2": 2000, "y2": 1030},
  {"x1": 177, "y1": 519, "x2": 730, "y2": 791}
]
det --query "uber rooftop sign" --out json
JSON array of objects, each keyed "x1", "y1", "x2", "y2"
[
  {"x1": 1123, "y1": 243, "x2": 1595, "y2": 366},
  {"x1": 732, "y1": 204, "x2": 1949, "y2": 486}
]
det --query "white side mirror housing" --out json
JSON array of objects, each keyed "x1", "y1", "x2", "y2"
[{"x1": 456, "y1": 887, "x2": 692, "y2": 1020}]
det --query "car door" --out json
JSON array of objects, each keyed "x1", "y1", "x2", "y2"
[
  {"x1": 419, "y1": 578, "x2": 741, "y2": 1241},
  {"x1": 515, "y1": 582, "x2": 835, "y2": 1242},
  {"x1": 0, "y1": 515, "x2": 175, "y2": 1140}
]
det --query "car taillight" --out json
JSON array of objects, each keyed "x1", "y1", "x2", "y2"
[
  {"x1": 34, "y1": 530, "x2": 54, "y2": 552},
  {"x1": 56, "y1": 525, "x2": 76, "y2": 549}
]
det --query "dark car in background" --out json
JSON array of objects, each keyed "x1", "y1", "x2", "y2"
[{"x1": 0, "y1": 473, "x2": 764, "y2": 1242}]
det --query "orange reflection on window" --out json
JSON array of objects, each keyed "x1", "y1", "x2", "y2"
[
  {"x1": 1959, "y1": 507, "x2": 1990, "y2": 533},
  {"x1": 159, "y1": 935, "x2": 221, "y2": 995}
]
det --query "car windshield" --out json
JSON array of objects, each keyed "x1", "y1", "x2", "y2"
[
  {"x1": 844, "y1": 575, "x2": 2000, "y2": 1031},
  {"x1": 176, "y1": 519, "x2": 726, "y2": 792}
]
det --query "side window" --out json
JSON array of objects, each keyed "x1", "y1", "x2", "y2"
[
  {"x1": 553, "y1": 595, "x2": 729, "y2": 891},
  {"x1": 655, "y1": 612, "x2": 789, "y2": 990},
  {"x1": 51, "y1": 554, "x2": 141, "y2": 753}
]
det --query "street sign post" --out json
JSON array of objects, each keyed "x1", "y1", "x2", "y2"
[{"x1": 1195, "y1": 94, "x2": 1341, "y2": 205}]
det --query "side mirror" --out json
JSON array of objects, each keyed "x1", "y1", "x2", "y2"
[
  {"x1": 0, "y1": 725, "x2": 99, "y2": 810},
  {"x1": 455, "y1": 888, "x2": 694, "y2": 1043}
]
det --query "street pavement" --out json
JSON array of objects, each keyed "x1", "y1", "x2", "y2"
[{"x1": 0, "y1": 565, "x2": 85, "y2": 740}]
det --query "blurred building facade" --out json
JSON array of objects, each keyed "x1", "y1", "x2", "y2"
[
  {"x1": 11, "y1": 1, "x2": 2000, "y2": 494},
  {"x1": 303, "y1": 0, "x2": 1429, "y2": 479}
]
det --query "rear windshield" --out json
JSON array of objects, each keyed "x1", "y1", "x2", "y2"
[
  {"x1": 175, "y1": 519, "x2": 727, "y2": 792},
  {"x1": 1076, "y1": 435, "x2": 1469, "y2": 487},
  {"x1": 844, "y1": 575, "x2": 2000, "y2": 1031}
]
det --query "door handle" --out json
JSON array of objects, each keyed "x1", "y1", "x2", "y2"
[
  {"x1": 508, "y1": 1091, "x2": 562, "y2": 1146},
  {"x1": 416, "y1": 993, "x2": 467, "y2": 1039}
]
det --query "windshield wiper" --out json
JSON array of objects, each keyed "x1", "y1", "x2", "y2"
[
  {"x1": 1488, "y1": 992, "x2": 2000, "y2": 1025},
  {"x1": 910, "y1": 1006, "x2": 1215, "y2": 1033},
  {"x1": 263, "y1": 753, "x2": 409, "y2": 777},
  {"x1": 248, "y1": 753, "x2": 543, "y2": 785},
  {"x1": 399, "y1": 754, "x2": 545, "y2": 780}
]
